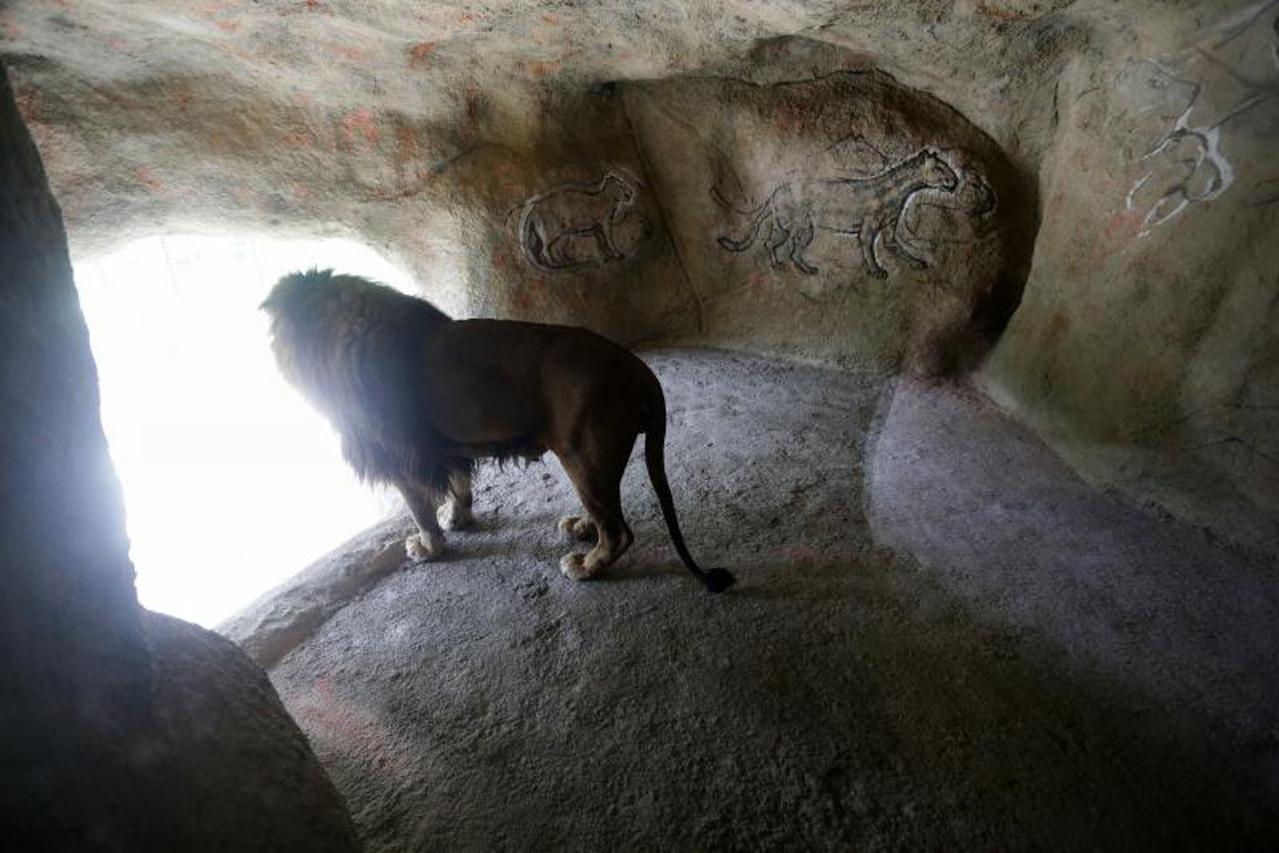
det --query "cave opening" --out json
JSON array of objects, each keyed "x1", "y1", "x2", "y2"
[{"x1": 74, "y1": 234, "x2": 412, "y2": 626}]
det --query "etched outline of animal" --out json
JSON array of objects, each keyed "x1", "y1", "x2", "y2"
[
  {"x1": 519, "y1": 172, "x2": 638, "y2": 271},
  {"x1": 715, "y1": 149, "x2": 960, "y2": 279},
  {"x1": 262, "y1": 269, "x2": 735, "y2": 593}
]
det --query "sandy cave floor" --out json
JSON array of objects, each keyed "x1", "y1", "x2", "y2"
[{"x1": 265, "y1": 349, "x2": 1279, "y2": 850}]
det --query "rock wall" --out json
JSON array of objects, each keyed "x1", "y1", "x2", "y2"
[
  {"x1": 979, "y1": 3, "x2": 1279, "y2": 557},
  {"x1": 0, "y1": 2, "x2": 1047, "y2": 374},
  {"x1": 0, "y1": 61, "x2": 358, "y2": 851},
  {"x1": 624, "y1": 64, "x2": 1035, "y2": 372}
]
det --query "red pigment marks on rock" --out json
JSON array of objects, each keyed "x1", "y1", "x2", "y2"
[
  {"x1": 975, "y1": 2, "x2": 1028, "y2": 23},
  {"x1": 340, "y1": 107, "x2": 380, "y2": 150},
  {"x1": 15, "y1": 88, "x2": 57, "y2": 154},
  {"x1": 541, "y1": 13, "x2": 559, "y2": 25},
  {"x1": 15, "y1": 88, "x2": 41, "y2": 125},
  {"x1": 305, "y1": 0, "x2": 327, "y2": 12},
  {"x1": 333, "y1": 43, "x2": 370, "y2": 62},
  {"x1": 86, "y1": 82, "x2": 141, "y2": 110},
  {"x1": 1042, "y1": 310, "x2": 1071, "y2": 344},
  {"x1": 136, "y1": 167, "x2": 165, "y2": 195},
  {"x1": 457, "y1": 12, "x2": 479, "y2": 24},
  {"x1": 1091, "y1": 207, "x2": 1142, "y2": 266},
  {"x1": 464, "y1": 85, "x2": 484, "y2": 125},
  {"x1": 522, "y1": 58, "x2": 563, "y2": 78},
  {"x1": 772, "y1": 102, "x2": 809, "y2": 136},
  {"x1": 0, "y1": 17, "x2": 22, "y2": 42},
  {"x1": 214, "y1": 19, "x2": 240, "y2": 32},
  {"x1": 281, "y1": 125, "x2": 316, "y2": 149},
  {"x1": 197, "y1": 1, "x2": 237, "y2": 14},
  {"x1": 107, "y1": 36, "x2": 126, "y2": 51},
  {"x1": 408, "y1": 40, "x2": 436, "y2": 69},
  {"x1": 393, "y1": 125, "x2": 421, "y2": 163}
]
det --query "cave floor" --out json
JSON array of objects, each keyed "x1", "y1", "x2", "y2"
[{"x1": 266, "y1": 348, "x2": 1279, "y2": 850}]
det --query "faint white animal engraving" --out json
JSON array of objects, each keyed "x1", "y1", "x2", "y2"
[
  {"x1": 518, "y1": 172, "x2": 640, "y2": 271},
  {"x1": 1126, "y1": 65, "x2": 1234, "y2": 236}
]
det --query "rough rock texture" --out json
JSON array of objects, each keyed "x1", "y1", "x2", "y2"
[
  {"x1": 268, "y1": 351, "x2": 1278, "y2": 850},
  {"x1": 979, "y1": 4, "x2": 1279, "y2": 558},
  {"x1": 0, "y1": 0, "x2": 1038, "y2": 371},
  {"x1": 0, "y1": 61, "x2": 358, "y2": 851},
  {"x1": 625, "y1": 63, "x2": 1035, "y2": 372},
  {"x1": 221, "y1": 517, "x2": 411, "y2": 668}
]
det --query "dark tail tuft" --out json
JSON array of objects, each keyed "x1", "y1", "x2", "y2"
[{"x1": 703, "y1": 568, "x2": 736, "y2": 593}]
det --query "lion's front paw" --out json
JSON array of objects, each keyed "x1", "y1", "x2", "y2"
[
  {"x1": 406, "y1": 531, "x2": 445, "y2": 561},
  {"x1": 437, "y1": 501, "x2": 475, "y2": 532},
  {"x1": 558, "y1": 515, "x2": 597, "y2": 542},
  {"x1": 559, "y1": 552, "x2": 592, "y2": 581}
]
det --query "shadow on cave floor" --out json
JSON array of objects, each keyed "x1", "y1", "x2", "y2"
[{"x1": 265, "y1": 349, "x2": 1279, "y2": 850}]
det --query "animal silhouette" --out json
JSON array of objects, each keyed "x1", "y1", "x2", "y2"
[{"x1": 717, "y1": 149, "x2": 960, "y2": 279}]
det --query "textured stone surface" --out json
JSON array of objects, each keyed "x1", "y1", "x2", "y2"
[
  {"x1": 0, "y1": 1, "x2": 1041, "y2": 371},
  {"x1": 221, "y1": 516, "x2": 410, "y2": 668},
  {"x1": 0, "y1": 60, "x2": 357, "y2": 851},
  {"x1": 625, "y1": 64, "x2": 1035, "y2": 372},
  {"x1": 268, "y1": 351, "x2": 1278, "y2": 850},
  {"x1": 979, "y1": 3, "x2": 1279, "y2": 557},
  {"x1": 134, "y1": 611, "x2": 360, "y2": 852}
]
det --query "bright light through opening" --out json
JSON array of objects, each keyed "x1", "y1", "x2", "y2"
[{"x1": 75, "y1": 235, "x2": 415, "y2": 628}]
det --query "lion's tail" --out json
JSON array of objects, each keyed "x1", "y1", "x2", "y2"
[{"x1": 644, "y1": 407, "x2": 736, "y2": 594}]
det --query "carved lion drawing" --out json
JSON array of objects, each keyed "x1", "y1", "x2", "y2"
[
  {"x1": 262, "y1": 270, "x2": 734, "y2": 592},
  {"x1": 519, "y1": 172, "x2": 638, "y2": 271},
  {"x1": 716, "y1": 149, "x2": 959, "y2": 279}
]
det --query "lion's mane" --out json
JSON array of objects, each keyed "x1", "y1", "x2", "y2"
[{"x1": 262, "y1": 269, "x2": 466, "y2": 491}]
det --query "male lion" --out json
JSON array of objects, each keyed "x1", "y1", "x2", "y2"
[{"x1": 262, "y1": 269, "x2": 734, "y2": 593}]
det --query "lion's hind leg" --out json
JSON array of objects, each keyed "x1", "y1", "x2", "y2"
[{"x1": 555, "y1": 438, "x2": 636, "y2": 581}]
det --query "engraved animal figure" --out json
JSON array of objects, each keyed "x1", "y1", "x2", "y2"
[
  {"x1": 716, "y1": 149, "x2": 959, "y2": 279},
  {"x1": 262, "y1": 270, "x2": 735, "y2": 593},
  {"x1": 1128, "y1": 127, "x2": 1226, "y2": 234},
  {"x1": 519, "y1": 172, "x2": 638, "y2": 271}
]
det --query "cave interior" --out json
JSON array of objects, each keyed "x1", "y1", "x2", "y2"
[{"x1": 2, "y1": 1, "x2": 1278, "y2": 849}]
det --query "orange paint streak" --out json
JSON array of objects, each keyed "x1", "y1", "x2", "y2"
[
  {"x1": 1091, "y1": 207, "x2": 1142, "y2": 266},
  {"x1": 522, "y1": 58, "x2": 563, "y2": 78},
  {"x1": 408, "y1": 40, "x2": 437, "y2": 68},
  {"x1": 340, "y1": 108, "x2": 380, "y2": 150},
  {"x1": 136, "y1": 167, "x2": 165, "y2": 195},
  {"x1": 333, "y1": 43, "x2": 370, "y2": 62},
  {"x1": 975, "y1": 2, "x2": 1027, "y2": 23},
  {"x1": 280, "y1": 126, "x2": 315, "y2": 148}
]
